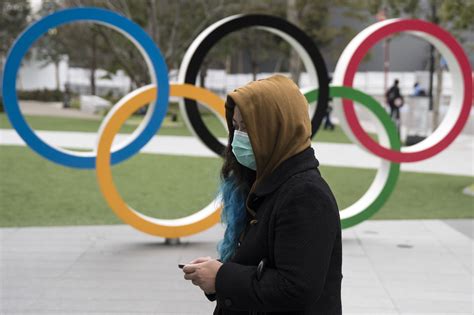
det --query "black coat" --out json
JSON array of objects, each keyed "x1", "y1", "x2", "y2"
[
  {"x1": 205, "y1": 147, "x2": 343, "y2": 314},
  {"x1": 386, "y1": 85, "x2": 403, "y2": 108}
]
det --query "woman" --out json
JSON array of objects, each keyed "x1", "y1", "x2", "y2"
[{"x1": 183, "y1": 74, "x2": 343, "y2": 314}]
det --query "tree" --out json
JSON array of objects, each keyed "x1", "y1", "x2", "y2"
[
  {"x1": 36, "y1": 1, "x2": 67, "y2": 91},
  {"x1": 0, "y1": 0, "x2": 31, "y2": 94},
  {"x1": 31, "y1": 0, "x2": 372, "y2": 95},
  {"x1": 72, "y1": 0, "x2": 233, "y2": 86},
  {"x1": 201, "y1": 0, "x2": 367, "y2": 83},
  {"x1": 285, "y1": 0, "x2": 369, "y2": 83}
]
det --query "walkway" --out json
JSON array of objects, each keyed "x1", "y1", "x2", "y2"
[
  {"x1": 1, "y1": 219, "x2": 472, "y2": 314},
  {"x1": 1, "y1": 129, "x2": 472, "y2": 176}
]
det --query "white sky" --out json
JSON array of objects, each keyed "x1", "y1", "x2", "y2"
[{"x1": 29, "y1": 0, "x2": 42, "y2": 13}]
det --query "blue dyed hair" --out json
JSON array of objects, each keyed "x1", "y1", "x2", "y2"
[{"x1": 216, "y1": 175, "x2": 248, "y2": 263}]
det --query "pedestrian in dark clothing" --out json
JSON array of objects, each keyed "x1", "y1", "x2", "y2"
[
  {"x1": 323, "y1": 104, "x2": 335, "y2": 130},
  {"x1": 182, "y1": 75, "x2": 343, "y2": 314},
  {"x1": 323, "y1": 77, "x2": 335, "y2": 130},
  {"x1": 63, "y1": 83, "x2": 71, "y2": 108},
  {"x1": 385, "y1": 79, "x2": 404, "y2": 121}
]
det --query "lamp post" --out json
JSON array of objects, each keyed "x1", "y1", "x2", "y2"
[{"x1": 376, "y1": 8, "x2": 389, "y2": 96}]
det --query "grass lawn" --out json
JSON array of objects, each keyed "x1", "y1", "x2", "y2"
[
  {"x1": 0, "y1": 112, "x2": 354, "y2": 144},
  {"x1": 0, "y1": 145, "x2": 472, "y2": 227}
]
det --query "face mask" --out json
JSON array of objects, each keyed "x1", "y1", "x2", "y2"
[{"x1": 231, "y1": 130, "x2": 257, "y2": 171}]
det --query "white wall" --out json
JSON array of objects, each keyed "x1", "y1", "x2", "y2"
[
  {"x1": 17, "y1": 57, "x2": 131, "y2": 95},
  {"x1": 17, "y1": 59, "x2": 457, "y2": 102}
]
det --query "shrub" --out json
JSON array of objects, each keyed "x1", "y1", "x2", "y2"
[{"x1": 17, "y1": 89, "x2": 64, "y2": 102}]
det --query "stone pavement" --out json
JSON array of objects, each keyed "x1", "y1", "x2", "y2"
[
  {"x1": 19, "y1": 101, "x2": 101, "y2": 119},
  {"x1": 1, "y1": 219, "x2": 472, "y2": 314},
  {"x1": 1, "y1": 129, "x2": 472, "y2": 176}
]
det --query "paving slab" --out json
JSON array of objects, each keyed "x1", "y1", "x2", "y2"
[{"x1": 1, "y1": 219, "x2": 472, "y2": 314}]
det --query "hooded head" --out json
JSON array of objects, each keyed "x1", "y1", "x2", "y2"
[{"x1": 225, "y1": 74, "x2": 312, "y2": 216}]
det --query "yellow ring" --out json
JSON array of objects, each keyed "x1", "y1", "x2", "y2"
[{"x1": 96, "y1": 84, "x2": 224, "y2": 237}]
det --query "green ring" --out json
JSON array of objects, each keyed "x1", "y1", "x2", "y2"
[{"x1": 304, "y1": 86, "x2": 400, "y2": 229}]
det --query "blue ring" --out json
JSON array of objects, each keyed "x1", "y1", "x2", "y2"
[{"x1": 2, "y1": 7, "x2": 169, "y2": 169}]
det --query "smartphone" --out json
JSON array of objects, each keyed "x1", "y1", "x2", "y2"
[{"x1": 178, "y1": 263, "x2": 186, "y2": 269}]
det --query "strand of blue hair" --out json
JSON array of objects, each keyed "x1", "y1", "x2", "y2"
[{"x1": 216, "y1": 174, "x2": 248, "y2": 263}]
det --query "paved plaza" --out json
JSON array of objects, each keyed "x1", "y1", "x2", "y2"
[{"x1": 1, "y1": 219, "x2": 472, "y2": 314}]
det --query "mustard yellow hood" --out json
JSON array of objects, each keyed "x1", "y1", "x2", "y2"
[{"x1": 227, "y1": 74, "x2": 311, "y2": 216}]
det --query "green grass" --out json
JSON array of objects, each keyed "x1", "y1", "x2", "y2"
[
  {"x1": 0, "y1": 145, "x2": 472, "y2": 227},
  {"x1": 0, "y1": 145, "x2": 222, "y2": 226},
  {"x1": 0, "y1": 112, "x2": 354, "y2": 144}
]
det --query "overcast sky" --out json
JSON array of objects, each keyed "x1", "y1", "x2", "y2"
[{"x1": 29, "y1": 0, "x2": 42, "y2": 13}]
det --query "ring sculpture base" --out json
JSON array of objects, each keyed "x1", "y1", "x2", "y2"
[{"x1": 165, "y1": 238, "x2": 181, "y2": 245}]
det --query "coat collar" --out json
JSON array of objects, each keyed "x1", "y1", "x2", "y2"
[{"x1": 253, "y1": 146, "x2": 319, "y2": 197}]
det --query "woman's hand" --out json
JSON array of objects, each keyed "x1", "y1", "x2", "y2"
[
  {"x1": 182, "y1": 258, "x2": 223, "y2": 294},
  {"x1": 187, "y1": 256, "x2": 213, "y2": 264}
]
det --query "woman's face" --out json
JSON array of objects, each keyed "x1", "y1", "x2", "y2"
[{"x1": 232, "y1": 106, "x2": 247, "y2": 133}]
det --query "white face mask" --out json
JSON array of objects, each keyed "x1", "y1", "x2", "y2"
[{"x1": 231, "y1": 130, "x2": 257, "y2": 170}]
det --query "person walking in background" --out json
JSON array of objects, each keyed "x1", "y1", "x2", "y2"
[
  {"x1": 385, "y1": 79, "x2": 404, "y2": 130},
  {"x1": 63, "y1": 83, "x2": 71, "y2": 109},
  {"x1": 323, "y1": 103, "x2": 335, "y2": 130},
  {"x1": 323, "y1": 77, "x2": 335, "y2": 130},
  {"x1": 181, "y1": 75, "x2": 343, "y2": 314}
]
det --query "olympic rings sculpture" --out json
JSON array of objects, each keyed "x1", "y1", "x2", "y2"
[{"x1": 2, "y1": 7, "x2": 472, "y2": 237}]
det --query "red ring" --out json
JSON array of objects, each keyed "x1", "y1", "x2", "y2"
[{"x1": 342, "y1": 19, "x2": 472, "y2": 163}]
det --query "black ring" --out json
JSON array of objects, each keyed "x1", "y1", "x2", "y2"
[{"x1": 181, "y1": 14, "x2": 329, "y2": 156}]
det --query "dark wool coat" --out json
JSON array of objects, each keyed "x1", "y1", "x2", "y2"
[{"x1": 205, "y1": 147, "x2": 343, "y2": 314}]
